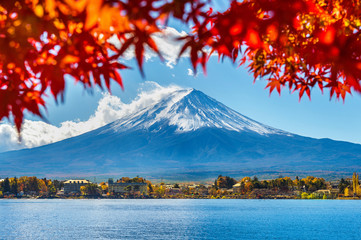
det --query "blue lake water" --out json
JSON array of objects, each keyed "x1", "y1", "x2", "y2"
[{"x1": 0, "y1": 199, "x2": 360, "y2": 239}]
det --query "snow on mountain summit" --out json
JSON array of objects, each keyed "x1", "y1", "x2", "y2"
[{"x1": 107, "y1": 88, "x2": 289, "y2": 136}]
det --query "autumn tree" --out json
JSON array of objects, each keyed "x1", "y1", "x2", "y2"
[
  {"x1": 344, "y1": 186, "x2": 351, "y2": 197},
  {"x1": 352, "y1": 172, "x2": 360, "y2": 197},
  {"x1": 37, "y1": 178, "x2": 48, "y2": 195},
  {"x1": 17, "y1": 176, "x2": 27, "y2": 193},
  {"x1": 27, "y1": 176, "x2": 40, "y2": 194},
  {"x1": 153, "y1": 184, "x2": 165, "y2": 197},
  {"x1": 214, "y1": 175, "x2": 237, "y2": 189},
  {"x1": 267, "y1": 177, "x2": 293, "y2": 191},
  {"x1": 47, "y1": 180, "x2": 57, "y2": 195},
  {"x1": 144, "y1": 180, "x2": 153, "y2": 194},
  {"x1": 244, "y1": 181, "x2": 254, "y2": 193},
  {"x1": 2, "y1": 0, "x2": 361, "y2": 132},
  {"x1": 117, "y1": 176, "x2": 146, "y2": 183},
  {"x1": 301, "y1": 176, "x2": 326, "y2": 192},
  {"x1": 99, "y1": 182, "x2": 108, "y2": 194}
]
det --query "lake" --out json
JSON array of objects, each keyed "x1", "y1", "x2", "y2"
[{"x1": 0, "y1": 199, "x2": 360, "y2": 239}]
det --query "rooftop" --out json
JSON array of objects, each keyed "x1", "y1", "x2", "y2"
[
  {"x1": 109, "y1": 182, "x2": 147, "y2": 186},
  {"x1": 64, "y1": 180, "x2": 90, "y2": 184}
]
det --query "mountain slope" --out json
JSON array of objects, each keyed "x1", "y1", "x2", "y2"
[
  {"x1": 106, "y1": 89, "x2": 287, "y2": 134},
  {"x1": 1, "y1": 89, "x2": 361, "y2": 180}
]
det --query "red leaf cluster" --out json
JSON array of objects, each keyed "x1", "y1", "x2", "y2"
[
  {"x1": 1, "y1": 0, "x2": 361, "y2": 132},
  {"x1": 186, "y1": 0, "x2": 361, "y2": 101}
]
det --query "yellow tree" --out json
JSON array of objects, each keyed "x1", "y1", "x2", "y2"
[
  {"x1": 80, "y1": 185, "x2": 86, "y2": 195},
  {"x1": 352, "y1": 172, "x2": 360, "y2": 196},
  {"x1": 37, "y1": 178, "x2": 48, "y2": 195},
  {"x1": 99, "y1": 182, "x2": 108, "y2": 193},
  {"x1": 241, "y1": 177, "x2": 252, "y2": 183}
]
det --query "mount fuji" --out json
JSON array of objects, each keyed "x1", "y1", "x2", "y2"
[{"x1": 1, "y1": 88, "x2": 361, "y2": 180}]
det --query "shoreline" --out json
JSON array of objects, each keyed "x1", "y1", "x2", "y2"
[{"x1": 1, "y1": 196, "x2": 360, "y2": 200}]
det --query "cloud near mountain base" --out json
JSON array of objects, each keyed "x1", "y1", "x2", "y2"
[{"x1": 0, "y1": 82, "x2": 183, "y2": 153}]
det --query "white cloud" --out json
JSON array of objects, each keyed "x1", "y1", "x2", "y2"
[
  {"x1": 0, "y1": 82, "x2": 183, "y2": 153},
  {"x1": 152, "y1": 27, "x2": 188, "y2": 68},
  {"x1": 187, "y1": 68, "x2": 195, "y2": 76},
  {"x1": 187, "y1": 68, "x2": 202, "y2": 77},
  {"x1": 107, "y1": 27, "x2": 187, "y2": 69}
]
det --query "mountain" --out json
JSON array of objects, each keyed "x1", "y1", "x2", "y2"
[{"x1": 1, "y1": 88, "x2": 361, "y2": 180}]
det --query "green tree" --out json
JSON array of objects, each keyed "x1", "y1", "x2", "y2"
[
  {"x1": 47, "y1": 181, "x2": 57, "y2": 195},
  {"x1": 252, "y1": 176, "x2": 262, "y2": 189},
  {"x1": 81, "y1": 183, "x2": 101, "y2": 196},
  {"x1": 52, "y1": 180, "x2": 64, "y2": 192},
  {"x1": 338, "y1": 178, "x2": 350, "y2": 194},
  {"x1": 48, "y1": 184, "x2": 56, "y2": 195},
  {"x1": 10, "y1": 177, "x2": 18, "y2": 195},
  {"x1": 2, "y1": 178, "x2": 10, "y2": 193}
]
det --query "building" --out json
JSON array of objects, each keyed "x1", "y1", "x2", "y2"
[
  {"x1": 329, "y1": 180, "x2": 340, "y2": 189},
  {"x1": 313, "y1": 189, "x2": 334, "y2": 198},
  {"x1": 108, "y1": 179, "x2": 147, "y2": 195},
  {"x1": 188, "y1": 184, "x2": 200, "y2": 190},
  {"x1": 64, "y1": 180, "x2": 90, "y2": 194},
  {"x1": 233, "y1": 182, "x2": 242, "y2": 193}
]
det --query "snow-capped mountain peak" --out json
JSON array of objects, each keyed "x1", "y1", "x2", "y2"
[{"x1": 107, "y1": 88, "x2": 289, "y2": 135}]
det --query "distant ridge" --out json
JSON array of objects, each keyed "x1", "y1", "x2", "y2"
[{"x1": 1, "y1": 88, "x2": 361, "y2": 180}]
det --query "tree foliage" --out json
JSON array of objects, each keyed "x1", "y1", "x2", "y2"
[
  {"x1": 215, "y1": 175, "x2": 237, "y2": 189},
  {"x1": 0, "y1": 176, "x2": 57, "y2": 196},
  {"x1": 80, "y1": 183, "x2": 101, "y2": 196},
  {"x1": 1, "y1": 0, "x2": 361, "y2": 131},
  {"x1": 116, "y1": 176, "x2": 146, "y2": 183},
  {"x1": 188, "y1": 0, "x2": 361, "y2": 101},
  {"x1": 338, "y1": 178, "x2": 350, "y2": 194},
  {"x1": 1, "y1": 178, "x2": 10, "y2": 193}
]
